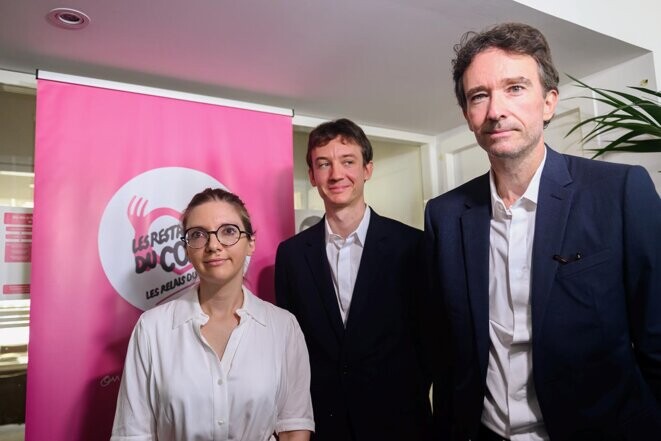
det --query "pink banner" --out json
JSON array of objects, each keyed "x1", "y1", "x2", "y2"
[{"x1": 27, "y1": 80, "x2": 294, "y2": 440}]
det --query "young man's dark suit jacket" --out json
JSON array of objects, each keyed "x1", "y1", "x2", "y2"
[
  {"x1": 424, "y1": 146, "x2": 661, "y2": 440},
  {"x1": 275, "y1": 209, "x2": 432, "y2": 441}
]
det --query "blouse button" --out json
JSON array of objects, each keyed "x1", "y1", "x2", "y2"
[
  {"x1": 217, "y1": 379, "x2": 223, "y2": 385},
  {"x1": 218, "y1": 419, "x2": 225, "y2": 426}
]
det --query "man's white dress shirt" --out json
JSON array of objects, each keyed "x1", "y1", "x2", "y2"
[
  {"x1": 111, "y1": 286, "x2": 314, "y2": 441},
  {"x1": 325, "y1": 206, "x2": 371, "y2": 325},
  {"x1": 481, "y1": 151, "x2": 549, "y2": 440}
]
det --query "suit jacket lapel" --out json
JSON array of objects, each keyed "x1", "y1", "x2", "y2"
[
  {"x1": 531, "y1": 147, "x2": 574, "y2": 339},
  {"x1": 345, "y1": 211, "x2": 387, "y2": 331},
  {"x1": 460, "y1": 173, "x2": 492, "y2": 376},
  {"x1": 304, "y1": 219, "x2": 345, "y2": 341}
]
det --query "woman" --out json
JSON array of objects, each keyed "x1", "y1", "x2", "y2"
[{"x1": 111, "y1": 188, "x2": 314, "y2": 441}]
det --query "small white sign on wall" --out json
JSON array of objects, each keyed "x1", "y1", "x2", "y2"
[{"x1": 1, "y1": 206, "x2": 32, "y2": 300}]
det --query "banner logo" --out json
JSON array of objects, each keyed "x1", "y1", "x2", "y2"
[{"x1": 98, "y1": 167, "x2": 225, "y2": 311}]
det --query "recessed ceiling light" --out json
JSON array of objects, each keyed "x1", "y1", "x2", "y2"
[{"x1": 46, "y1": 8, "x2": 91, "y2": 30}]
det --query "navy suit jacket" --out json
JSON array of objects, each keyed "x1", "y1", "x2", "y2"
[
  {"x1": 424, "y1": 147, "x2": 661, "y2": 440},
  {"x1": 275, "y1": 210, "x2": 432, "y2": 441}
]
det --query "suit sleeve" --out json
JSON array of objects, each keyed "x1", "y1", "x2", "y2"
[
  {"x1": 275, "y1": 243, "x2": 294, "y2": 314},
  {"x1": 624, "y1": 166, "x2": 661, "y2": 403},
  {"x1": 409, "y1": 229, "x2": 432, "y2": 390},
  {"x1": 423, "y1": 202, "x2": 453, "y2": 438}
]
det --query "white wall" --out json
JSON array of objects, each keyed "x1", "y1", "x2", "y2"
[
  {"x1": 514, "y1": 0, "x2": 661, "y2": 86},
  {"x1": 365, "y1": 139, "x2": 425, "y2": 229}
]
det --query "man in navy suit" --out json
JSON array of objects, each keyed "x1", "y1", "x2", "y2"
[
  {"x1": 424, "y1": 23, "x2": 661, "y2": 440},
  {"x1": 275, "y1": 118, "x2": 432, "y2": 440}
]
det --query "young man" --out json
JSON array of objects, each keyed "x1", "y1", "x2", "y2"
[
  {"x1": 424, "y1": 23, "x2": 661, "y2": 440},
  {"x1": 275, "y1": 118, "x2": 432, "y2": 441}
]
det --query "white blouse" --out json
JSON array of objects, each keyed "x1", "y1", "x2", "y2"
[{"x1": 111, "y1": 286, "x2": 314, "y2": 441}]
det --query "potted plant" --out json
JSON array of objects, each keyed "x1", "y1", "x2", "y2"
[{"x1": 565, "y1": 75, "x2": 661, "y2": 158}]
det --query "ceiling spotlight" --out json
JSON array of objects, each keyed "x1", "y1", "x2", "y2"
[{"x1": 46, "y1": 8, "x2": 91, "y2": 30}]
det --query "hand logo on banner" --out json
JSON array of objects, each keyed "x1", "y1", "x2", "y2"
[
  {"x1": 98, "y1": 167, "x2": 226, "y2": 311},
  {"x1": 127, "y1": 196, "x2": 192, "y2": 275}
]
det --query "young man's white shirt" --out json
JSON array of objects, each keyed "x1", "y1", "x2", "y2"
[{"x1": 325, "y1": 206, "x2": 371, "y2": 325}]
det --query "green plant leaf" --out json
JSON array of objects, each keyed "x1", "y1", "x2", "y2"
[
  {"x1": 566, "y1": 75, "x2": 655, "y2": 123},
  {"x1": 628, "y1": 86, "x2": 661, "y2": 99},
  {"x1": 600, "y1": 90, "x2": 661, "y2": 123},
  {"x1": 589, "y1": 130, "x2": 644, "y2": 158},
  {"x1": 594, "y1": 122, "x2": 661, "y2": 137},
  {"x1": 588, "y1": 139, "x2": 661, "y2": 157},
  {"x1": 565, "y1": 74, "x2": 661, "y2": 155}
]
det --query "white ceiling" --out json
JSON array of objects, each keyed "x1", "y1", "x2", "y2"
[{"x1": 0, "y1": 0, "x2": 649, "y2": 134}]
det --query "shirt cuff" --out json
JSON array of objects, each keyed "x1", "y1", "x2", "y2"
[{"x1": 275, "y1": 417, "x2": 315, "y2": 434}]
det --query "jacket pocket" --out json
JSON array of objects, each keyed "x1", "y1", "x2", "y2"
[{"x1": 555, "y1": 248, "x2": 612, "y2": 279}]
